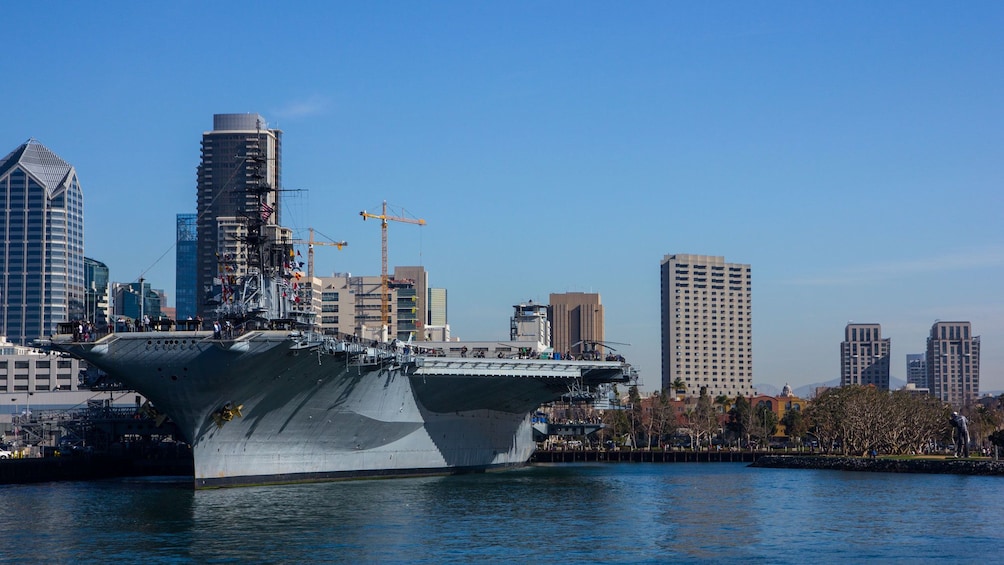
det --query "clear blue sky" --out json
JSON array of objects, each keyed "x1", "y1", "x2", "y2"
[{"x1": 6, "y1": 2, "x2": 1003, "y2": 393}]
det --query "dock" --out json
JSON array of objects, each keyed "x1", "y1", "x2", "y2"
[{"x1": 0, "y1": 453, "x2": 193, "y2": 484}]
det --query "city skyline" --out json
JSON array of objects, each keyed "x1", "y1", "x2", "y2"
[{"x1": 4, "y1": 3, "x2": 1002, "y2": 392}]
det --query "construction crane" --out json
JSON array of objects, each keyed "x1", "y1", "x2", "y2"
[
  {"x1": 359, "y1": 201, "x2": 426, "y2": 329},
  {"x1": 291, "y1": 228, "x2": 347, "y2": 280}
]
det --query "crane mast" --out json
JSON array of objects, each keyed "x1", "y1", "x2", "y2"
[{"x1": 359, "y1": 201, "x2": 426, "y2": 331}]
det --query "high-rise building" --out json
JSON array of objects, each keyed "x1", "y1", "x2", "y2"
[
  {"x1": 313, "y1": 273, "x2": 417, "y2": 342},
  {"x1": 906, "y1": 353, "x2": 927, "y2": 388},
  {"x1": 839, "y1": 323, "x2": 891, "y2": 389},
  {"x1": 112, "y1": 280, "x2": 161, "y2": 321},
  {"x1": 175, "y1": 213, "x2": 198, "y2": 320},
  {"x1": 394, "y1": 266, "x2": 428, "y2": 340},
  {"x1": 195, "y1": 114, "x2": 281, "y2": 318},
  {"x1": 84, "y1": 257, "x2": 110, "y2": 330},
  {"x1": 0, "y1": 140, "x2": 85, "y2": 344},
  {"x1": 660, "y1": 254, "x2": 752, "y2": 398},
  {"x1": 428, "y1": 287, "x2": 447, "y2": 327},
  {"x1": 926, "y1": 321, "x2": 980, "y2": 407},
  {"x1": 549, "y1": 292, "x2": 604, "y2": 357}
]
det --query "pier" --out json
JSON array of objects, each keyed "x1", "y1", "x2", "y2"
[{"x1": 0, "y1": 453, "x2": 193, "y2": 484}]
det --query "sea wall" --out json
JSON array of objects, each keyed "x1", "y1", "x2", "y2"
[
  {"x1": 750, "y1": 455, "x2": 1004, "y2": 476},
  {"x1": 531, "y1": 449, "x2": 760, "y2": 464}
]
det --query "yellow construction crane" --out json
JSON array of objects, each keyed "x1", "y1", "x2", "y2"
[
  {"x1": 291, "y1": 228, "x2": 347, "y2": 280},
  {"x1": 359, "y1": 201, "x2": 426, "y2": 328}
]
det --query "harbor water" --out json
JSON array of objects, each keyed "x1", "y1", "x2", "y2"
[{"x1": 1, "y1": 462, "x2": 1001, "y2": 563}]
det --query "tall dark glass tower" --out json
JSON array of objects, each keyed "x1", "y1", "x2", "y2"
[
  {"x1": 0, "y1": 139, "x2": 85, "y2": 344},
  {"x1": 195, "y1": 114, "x2": 281, "y2": 318},
  {"x1": 176, "y1": 213, "x2": 198, "y2": 320}
]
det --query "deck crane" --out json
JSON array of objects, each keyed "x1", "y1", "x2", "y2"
[
  {"x1": 359, "y1": 201, "x2": 426, "y2": 329},
  {"x1": 290, "y1": 228, "x2": 347, "y2": 280}
]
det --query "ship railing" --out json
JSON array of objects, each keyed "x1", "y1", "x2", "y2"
[
  {"x1": 320, "y1": 339, "x2": 369, "y2": 355},
  {"x1": 349, "y1": 351, "x2": 383, "y2": 367},
  {"x1": 54, "y1": 319, "x2": 214, "y2": 343}
]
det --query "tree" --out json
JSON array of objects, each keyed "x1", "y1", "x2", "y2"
[
  {"x1": 692, "y1": 389, "x2": 718, "y2": 449},
  {"x1": 806, "y1": 385, "x2": 951, "y2": 456},
  {"x1": 640, "y1": 391, "x2": 675, "y2": 449},
  {"x1": 751, "y1": 402, "x2": 778, "y2": 446},
  {"x1": 652, "y1": 390, "x2": 680, "y2": 448},
  {"x1": 603, "y1": 407, "x2": 631, "y2": 447},
  {"x1": 672, "y1": 377, "x2": 686, "y2": 396},
  {"x1": 781, "y1": 408, "x2": 807, "y2": 445},
  {"x1": 627, "y1": 385, "x2": 643, "y2": 448},
  {"x1": 728, "y1": 395, "x2": 752, "y2": 448},
  {"x1": 970, "y1": 404, "x2": 1000, "y2": 449},
  {"x1": 714, "y1": 394, "x2": 733, "y2": 415}
]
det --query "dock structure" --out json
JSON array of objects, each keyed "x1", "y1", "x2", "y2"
[{"x1": 532, "y1": 421, "x2": 605, "y2": 442}]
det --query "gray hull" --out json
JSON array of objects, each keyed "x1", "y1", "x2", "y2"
[{"x1": 52, "y1": 331, "x2": 629, "y2": 488}]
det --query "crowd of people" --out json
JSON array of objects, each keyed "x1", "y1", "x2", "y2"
[{"x1": 71, "y1": 320, "x2": 99, "y2": 342}]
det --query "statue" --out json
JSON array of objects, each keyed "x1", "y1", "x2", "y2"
[{"x1": 951, "y1": 411, "x2": 970, "y2": 458}]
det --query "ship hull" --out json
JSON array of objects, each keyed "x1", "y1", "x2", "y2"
[{"x1": 52, "y1": 331, "x2": 628, "y2": 488}]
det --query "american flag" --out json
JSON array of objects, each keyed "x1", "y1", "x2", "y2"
[{"x1": 260, "y1": 203, "x2": 274, "y2": 221}]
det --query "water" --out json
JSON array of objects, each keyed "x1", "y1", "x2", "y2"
[{"x1": 1, "y1": 462, "x2": 1000, "y2": 564}]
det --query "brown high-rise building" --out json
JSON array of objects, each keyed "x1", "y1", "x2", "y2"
[
  {"x1": 549, "y1": 292, "x2": 603, "y2": 358},
  {"x1": 926, "y1": 321, "x2": 980, "y2": 408},
  {"x1": 840, "y1": 323, "x2": 891, "y2": 389}
]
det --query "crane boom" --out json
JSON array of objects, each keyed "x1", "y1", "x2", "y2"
[
  {"x1": 290, "y1": 228, "x2": 347, "y2": 280},
  {"x1": 359, "y1": 201, "x2": 426, "y2": 332}
]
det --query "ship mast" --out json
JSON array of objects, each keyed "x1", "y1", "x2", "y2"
[{"x1": 219, "y1": 120, "x2": 299, "y2": 326}]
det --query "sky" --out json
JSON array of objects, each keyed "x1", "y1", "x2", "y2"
[{"x1": 5, "y1": 2, "x2": 1003, "y2": 393}]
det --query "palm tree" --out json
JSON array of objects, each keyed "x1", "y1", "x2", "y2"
[
  {"x1": 714, "y1": 394, "x2": 733, "y2": 415},
  {"x1": 672, "y1": 377, "x2": 686, "y2": 397}
]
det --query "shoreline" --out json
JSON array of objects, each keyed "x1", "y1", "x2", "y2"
[
  {"x1": 531, "y1": 449, "x2": 761, "y2": 464},
  {"x1": 750, "y1": 454, "x2": 1004, "y2": 476}
]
